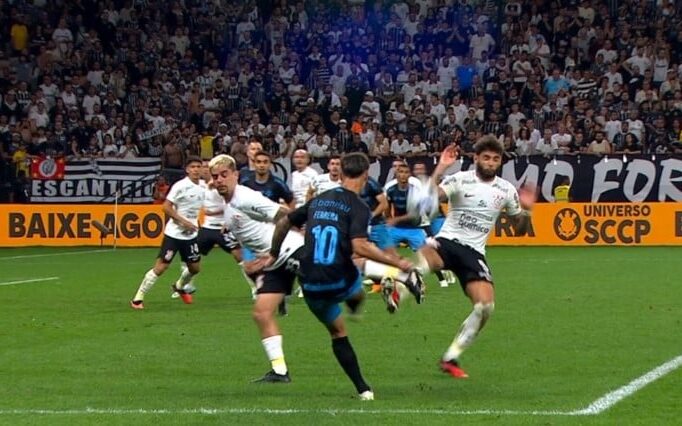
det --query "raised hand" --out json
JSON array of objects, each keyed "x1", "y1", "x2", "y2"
[
  {"x1": 518, "y1": 183, "x2": 537, "y2": 211},
  {"x1": 437, "y1": 144, "x2": 459, "y2": 169}
]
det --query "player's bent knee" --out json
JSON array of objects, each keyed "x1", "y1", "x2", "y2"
[
  {"x1": 187, "y1": 262, "x2": 201, "y2": 274},
  {"x1": 473, "y1": 302, "x2": 495, "y2": 320}
]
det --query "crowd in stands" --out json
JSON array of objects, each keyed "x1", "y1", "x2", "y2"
[{"x1": 1, "y1": 0, "x2": 682, "y2": 201}]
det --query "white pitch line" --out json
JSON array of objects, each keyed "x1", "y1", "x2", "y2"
[
  {"x1": 0, "y1": 249, "x2": 112, "y2": 260},
  {"x1": 0, "y1": 277, "x2": 59, "y2": 286},
  {"x1": 1, "y1": 355, "x2": 680, "y2": 417},
  {"x1": 0, "y1": 408, "x2": 579, "y2": 416},
  {"x1": 574, "y1": 354, "x2": 682, "y2": 415}
]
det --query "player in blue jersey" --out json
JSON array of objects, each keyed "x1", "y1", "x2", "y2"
[
  {"x1": 240, "y1": 151, "x2": 295, "y2": 208},
  {"x1": 384, "y1": 163, "x2": 427, "y2": 250},
  {"x1": 267, "y1": 153, "x2": 421, "y2": 400}
]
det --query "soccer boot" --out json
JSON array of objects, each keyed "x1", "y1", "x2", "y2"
[
  {"x1": 439, "y1": 359, "x2": 469, "y2": 378},
  {"x1": 252, "y1": 370, "x2": 291, "y2": 383},
  {"x1": 130, "y1": 300, "x2": 144, "y2": 310},
  {"x1": 171, "y1": 285, "x2": 193, "y2": 304},
  {"x1": 359, "y1": 390, "x2": 375, "y2": 401},
  {"x1": 404, "y1": 269, "x2": 426, "y2": 304},
  {"x1": 380, "y1": 277, "x2": 399, "y2": 313}
]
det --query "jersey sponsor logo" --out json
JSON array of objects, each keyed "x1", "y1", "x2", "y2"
[
  {"x1": 457, "y1": 212, "x2": 491, "y2": 234},
  {"x1": 464, "y1": 193, "x2": 475, "y2": 198}
]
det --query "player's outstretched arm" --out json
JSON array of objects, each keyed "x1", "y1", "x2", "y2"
[
  {"x1": 431, "y1": 144, "x2": 459, "y2": 203},
  {"x1": 352, "y1": 238, "x2": 413, "y2": 272}
]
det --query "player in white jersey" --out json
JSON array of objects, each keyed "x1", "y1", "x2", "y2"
[
  {"x1": 290, "y1": 149, "x2": 318, "y2": 208},
  {"x1": 411, "y1": 137, "x2": 535, "y2": 378},
  {"x1": 208, "y1": 154, "x2": 304, "y2": 383},
  {"x1": 131, "y1": 156, "x2": 205, "y2": 309},
  {"x1": 306, "y1": 155, "x2": 341, "y2": 201}
]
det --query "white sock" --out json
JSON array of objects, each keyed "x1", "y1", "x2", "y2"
[
  {"x1": 442, "y1": 303, "x2": 490, "y2": 362},
  {"x1": 363, "y1": 260, "x2": 410, "y2": 282},
  {"x1": 134, "y1": 269, "x2": 159, "y2": 301},
  {"x1": 262, "y1": 335, "x2": 287, "y2": 375},
  {"x1": 175, "y1": 263, "x2": 194, "y2": 289},
  {"x1": 415, "y1": 252, "x2": 432, "y2": 275}
]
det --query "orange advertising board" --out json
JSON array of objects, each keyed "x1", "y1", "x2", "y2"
[
  {"x1": 0, "y1": 204, "x2": 165, "y2": 247},
  {"x1": 1, "y1": 203, "x2": 681, "y2": 247},
  {"x1": 488, "y1": 203, "x2": 682, "y2": 246}
]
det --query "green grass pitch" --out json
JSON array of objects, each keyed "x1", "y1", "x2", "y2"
[{"x1": 0, "y1": 246, "x2": 680, "y2": 425}]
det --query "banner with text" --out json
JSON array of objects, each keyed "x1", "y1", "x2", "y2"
[
  {"x1": 0, "y1": 204, "x2": 165, "y2": 247},
  {"x1": 488, "y1": 203, "x2": 682, "y2": 246},
  {"x1": 273, "y1": 154, "x2": 682, "y2": 203},
  {"x1": 2, "y1": 203, "x2": 680, "y2": 247},
  {"x1": 30, "y1": 158, "x2": 162, "y2": 204}
]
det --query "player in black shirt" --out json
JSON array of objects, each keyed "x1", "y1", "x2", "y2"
[
  {"x1": 240, "y1": 151, "x2": 294, "y2": 207},
  {"x1": 268, "y1": 153, "x2": 418, "y2": 400}
]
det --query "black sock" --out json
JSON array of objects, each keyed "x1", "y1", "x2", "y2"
[
  {"x1": 332, "y1": 336, "x2": 370, "y2": 393},
  {"x1": 435, "y1": 270, "x2": 446, "y2": 281}
]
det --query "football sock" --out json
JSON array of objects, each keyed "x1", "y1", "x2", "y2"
[
  {"x1": 434, "y1": 270, "x2": 446, "y2": 282},
  {"x1": 415, "y1": 252, "x2": 432, "y2": 275},
  {"x1": 175, "y1": 263, "x2": 194, "y2": 289},
  {"x1": 363, "y1": 260, "x2": 409, "y2": 282},
  {"x1": 442, "y1": 303, "x2": 493, "y2": 361},
  {"x1": 262, "y1": 335, "x2": 287, "y2": 375},
  {"x1": 332, "y1": 336, "x2": 370, "y2": 393},
  {"x1": 134, "y1": 269, "x2": 159, "y2": 301}
]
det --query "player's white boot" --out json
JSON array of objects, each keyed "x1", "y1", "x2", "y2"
[{"x1": 359, "y1": 390, "x2": 374, "y2": 401}]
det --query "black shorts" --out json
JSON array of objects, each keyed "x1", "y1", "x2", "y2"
[
  {"x1": 197, "y1": 227, "x2": 239, "y2": 255},
  {"x1": 255, "y1": 247, "x2": 303, "y2": 295},
  {"x1": 435, "y1": 237, "x2": 493, "y2": 290},
  {"x1": 158, "y1": 235, "x2": 201, "y2": 264}
]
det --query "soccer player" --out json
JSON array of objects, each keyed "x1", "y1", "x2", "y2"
[
  {"x1": 306, "y1": 154, "x2": 341, "y2": 201},
  {"x1": 171, "y1": 161, "x2": 246, "y2": 300},
  {"x1": 384, "y1": 163, "x2": 427, "y2": 250},
  {"x1": 130, "y1": 156, "x2": 205, "y2": 309},
  {"x1": 413, "y1": 137, "x2": 535, "y2": 378},
  {"x1": 267, "y1": 153, "x2": 420, "y2": 400},
  {"x1": 208, "y1": 154, "x2": 303, "y2": 383},
  {"x1": 290, "y1": 149, "x2": 318, "y2": 208},
  {"x1": 240, "y1": 151, "x2": 294, "y2": 209},
  {"x1": 240, "y1": 150, "x2": 296, "y2": 309}
]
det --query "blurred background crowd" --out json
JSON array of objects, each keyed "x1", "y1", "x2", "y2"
[{"x1": 1, "y1": 0, "x2": 682, "y2": 202}]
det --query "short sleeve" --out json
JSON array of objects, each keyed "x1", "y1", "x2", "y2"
[
  {"x1": 288, "y1": 202, "x2": 309, "y2": 228},
  {"x1": 276, "y1": 179, "x2": 294, "y2": 203},
  {"x1": 439, "y1": 174, "x2": 459, "y2": 199},
  {"x1": 348, "y1": 196, "x2": 370, "y2": 239},
  {"x1": 165, "y1": 180, "x2": 183, "y2": 205},
  {"x1": 238, "y1": 189, "x2": 282, "y2": 222}
]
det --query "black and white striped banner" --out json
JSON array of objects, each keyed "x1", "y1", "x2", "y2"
[{"x1": 30, "y1": 158, "x2": 162, "y2": 203}]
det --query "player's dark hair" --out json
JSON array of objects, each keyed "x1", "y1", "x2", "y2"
[
  {"x1": 329, "y1": 153, "x2": 341, "y2": 162},
  {"x1": 254, "y1": 150, "x2": 271, "y2": 160},
  {"x1": 341, "y1": 153, "x2": 369, "y2": 178},
  {"x1": 185, "y1": 155, "x2": 202, "y2": 167},
  {"x1": 474, "y1": 136, "x2": 504, "y2": 155}
]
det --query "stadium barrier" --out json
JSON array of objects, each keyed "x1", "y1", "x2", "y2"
[{"x1": 1, "y1": 203, "x2": 680, "y2": 247}]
